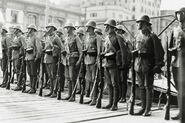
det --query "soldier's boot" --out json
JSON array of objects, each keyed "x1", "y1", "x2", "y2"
[
  {"x1": 86, "y1": 82, "x2": 92, "y2": 97},
  {"x1": 135, "y1": 88, "x2": 146, "y2": 115},
  {"x1": 171, "y1": 112, "x2": 180, "y2": 120},
  {"x1": 102, "y1": 85, "x2": 113, "y2": 109},
  {"x1": 50, "y1": 79, "x2": 58, "y2": 98},
  {"x1": 28, "y1": 76, "x2": 36, "y2": 94},
  {"x1": 24, "y1": 76, "x2": 32, "y2": 93},
  {"x1": 44, "y1": 79, "x2": 54, "y2": 97},
  {"x1": 143, "y1": 88, "x2": 153, "y2": 116},
  {"x1": 62, "y1": 80, "x2": 72, "y2": 100},
  {"x1": 89, "y1": 83, "x2": 98, "y2": 106},
  {"x1": 13, "y1": 74, "x2": 22, "y2": 91},
  {"x1": 111, "y1": 87, "x2": 119, "y2": 111},
  {"x1": 69, "y1": 80, "x2": 76, "y2": 102}
]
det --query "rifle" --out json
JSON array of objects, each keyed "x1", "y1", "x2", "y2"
[
  {"x1": 164, "y1": 36, "x2": 171, "y2": 120},
  {"x1": 38, "y1": 56, "x2": 44, "y2": 96},
  {"x1": 96, "y1": 53, "x2": 104, "y2": 108},
  {"x1": 57, "y1": 55, "x2": 64, "y2": 100},
  {"x1": 21, "y1": 52, "x2": 27, "y2": 92},
  {"x1": 129, "y1": 40, "x2": 136, "y2": 115},
  {"x1": 79, "y1": 50, "x2": 86, "y2": 104}
]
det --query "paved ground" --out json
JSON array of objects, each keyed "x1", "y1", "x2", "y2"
[{"x1": 0, "y1": 83, "x2": 179, "y2": 123}]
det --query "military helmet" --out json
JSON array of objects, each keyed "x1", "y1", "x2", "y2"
[
  {"x1": 2, "y1": 26, "x2": 8, "y2": 33},
  {"x1": 85, "y1": 20, "x2": 96, "y2": 28},
  {"x1": 116, "y1": 25, "x2": 126, "y2": 33},
  {"x1": 104, "y1": 19, "x2": 116, "y2": 27},
  {"x1": 13, "y1": 25, "x2": 23, "y2": 33},
  {"x1": 57, "y1": 27, "x2": 63, "y2": 34},
  {"x1": 64, "y1": 22, "x2": 76, "y2": 30},
  {"x1": 177, "y1": 7, "x2": 185, "y2": 13},
  {"x1": 95, "y1": 28, "x2": 102, "y2": 35},
  {"x1": 175, "y1": 7, "x2": 185, "y2": 22},
  {"x1": 76, "y1": 28, "x2": 84, "y2": 35},
  {"x1": 46, "y1": 23, "x2": 57, "y2": 31},
  {"x1": 136, "y1": 15, "x2": 152, "y2": 25},
  {"x1": 27, "y1": 24, "x2": 37, "y2": 31}
]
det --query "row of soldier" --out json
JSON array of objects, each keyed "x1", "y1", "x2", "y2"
[{"x1": 1, "y1": 7, "x2": 185, "y2": 120}]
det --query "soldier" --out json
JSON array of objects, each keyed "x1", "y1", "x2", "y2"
[
  {"x1": 12, "y1": 25, "x2": 26, "y2": 91},
  {"x1": 25, "y1": 24, "x2": 42, "y2": 94},
  {"x1": 170, "y1": 7, "x2": 185, "y2": 120},
  {"x1": 116, "y1": 25, "x2": 131, "y2": 103},
  {"x1": 0, "y1": 26, "x2": 9, "y2": 88},
  {"x1": 76, "y1": 28, "x2": 85, "y2": 94},
  {"x1": 62, "y1": 22, "x2": 82, "y2": 101},
  {"x1": 133, "y1": 15, "x2": 164, "y2": 116},
  {"x1": 83, "y1": 21, "x2": 102, "y2": 105},
  {"x1": 102, "y1": 19, "x2": 127, "y2": 111},
  {"x1": 44, "y1": 23, "x2": 62, "y2": 97}
]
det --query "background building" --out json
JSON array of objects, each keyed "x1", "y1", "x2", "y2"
[{"x1": 0, "y1": 0, "x2": 84, "y2": 31}]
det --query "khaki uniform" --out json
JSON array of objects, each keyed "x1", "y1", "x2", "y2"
[
  {"x1": 25, "y1": 34, "x2": 42, "y2": 92},
  {"x1": 12, "y1": 34, "x2": 26, "y2": 88},
  {"x1": 64, "y1": 34, "x2": 82, "y2": 99},
  {"x1": 84, "y1": 34, "x2": 102, "y2": 100}
]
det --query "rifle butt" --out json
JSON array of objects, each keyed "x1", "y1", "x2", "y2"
[
  {"x1": 96, "y1": 98, "x2": 101, "y2": 108},
  {"x1": 129, "y1": 103, "x2": 134, "y2": 115},
  {"x1": 38, "y1": 88, "x2": 43, "y2": 96},
  {"x1": 22, "y1": 84, "x2": 26, "y2": 92},
  {"x1": 164, "y1": 107, "x2": 170, "y2": 120},
  {"x1": 79, "y1": 95, "x2": 84, "y2": 104},
  {"x1": 57, "y1": 90, "x2": 61, "y2": 100},
  {"x1": 6, "y1": 82, "x2": 10, "y2": 90}
]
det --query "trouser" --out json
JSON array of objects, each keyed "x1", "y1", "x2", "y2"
[
  {"x1": 85, "y1": 64, "x2": 97, "y2": 98},
  {"x1": 45, "y1": 63, "x2": 56, "y2": 94},
  {"x1": 136, "y1": 71, "x2": 154, "y2": 112},
  {"x1": 65, "y1": 64, "x2": 78, "y2": 98},
  {"x1": 27, "y1": 60, "x2": 37, "y2": 91},
  {"x1": 119, "y1": 67, "x2": 129, "y2": 100},
  {"x1": 104, "y1": 67, "x2": 119, "y2": 107},
  {"x1": 1, "y1": 56, "x2": 8, "y2": 85}
]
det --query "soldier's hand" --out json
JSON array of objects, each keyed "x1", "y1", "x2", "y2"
[
  {"x1": 61, "y1": 50, "x2": 67, "y2": 56},
  {"x1": 153, "y1": 66, "x2": 162, "y2": 74},
  {"x1": 132, "y1": 50, "x2": 138, "y2": 57},
  {"x1": 82, "y1": 49, "x2": 87, "y2": 54},
  {"x1": 168, "y1": 47, "x2": 177, "y2": 56}
]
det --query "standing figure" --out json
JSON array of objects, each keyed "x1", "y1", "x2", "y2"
[
  {"x1": 25, "y1": 24, "x2": 42, "y2": 94},
  {"x1": 102, "y1": 19, "x2": 127, "y2": 111},
  {"x1": 12, "y1": 25, "x2": 26, "y2": 91},
  {"x1": 44, "y1": 23, "x2": 62, "y2": 97},
  {"x1": 83, "y1": 21, "x2": 102, "y2": 105},
  {"x1": 170, "y1": 7, "x2": 185, "y2": 120},
  {"x1": 134, "y1": 15, "x2": 164, "y2": 116},
  {"x1": 62, "y1": 22, "x2": 82, "y2": 101}
]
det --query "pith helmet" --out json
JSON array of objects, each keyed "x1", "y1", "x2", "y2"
[
  {"x1": 76, "y1": 28, "x2": 84, "y2": 35},
  {"x1": 116, "y1": 25, "x2": 126, "y2": 33},
  {"x1": 136, "y1": 15, "x2": 152, "y2": 25},
  {"x1": 64, "y1": 22, "x2": 76, "y2": 30},
  {"x1": 176, "y1": 7, "x2": 185, "y2": 13},
  {"x1": 57, "y1": 27, "x2": 63, "y2": 34},
  {"x1": 104, "y1": 19, "x2": 116, "y2": 27},
  {"x1": 46, "y1": 23, "x2": 57, "y2": 31},
  {"x1": 85, "y1": 20, "x2": 96, "y2": 28},
  {"x1": 27, "y1": 24, "x2": 37, "y2": 31},
  {"x1": 13, "y1": 25, "x2": 23, "y2": 33}
]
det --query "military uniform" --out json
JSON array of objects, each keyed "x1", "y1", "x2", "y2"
[
  {"x1": 44, "y1": 32, "x2": 62, "y2": 97},
  {"x1": 134, "y1": 15, "x2": 164, "y2": 116},
  {"x1": 0, "y1": 28, "x2": 11, "y2": 87},
  {"x1": 63, "y1": 28, "x2": 82, "y2": 101},
  {"x1": 170, "y1": 8, "x2": 185, "y2": 120},
  {"x1": 12, "y1": 26, "x2": 26, "y2": 90},
  {"x1": 25, "y1": 25, "x2": 42, "y2": 93}
]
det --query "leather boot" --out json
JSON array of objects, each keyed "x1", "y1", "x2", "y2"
[
  {"x1": 13, "y1": 73, "x2": 22, "y2": 91},
  {"x1": 171, "y1": 112, "x2": 180, "y2": 120},
  {"x1": 69, "y1": 80, "x2": 76, "y2": 102},
  {"x1": 102, "y1": 85, "x2": 113, "y2": 109},
  {"x1": 44, "y1": 78, "x2": 54, "y2": 97},
  {"x1": 111, "y1": 87, "x2": 119, "y2": 111},
  {"x1": 50, "y1": 79, "x2": 57, "y2": 98},
  {"x1": 62, "y1": 80, "x2": 72, "y2": 100},
  {"x1": 135, "y1": 88, "x2": 146, "y2": 115},
  {"x1": 143, "y1": 88, "x2": 153, "y2": 116}
]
